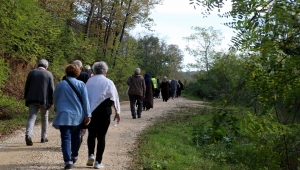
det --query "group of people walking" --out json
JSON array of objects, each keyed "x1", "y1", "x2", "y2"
[
  {"x1": 23, "y1": 60, "x2": 184, "y2": 169},
  {"x1": 24, "y1": 59, "x2": 120, "y2": 169},
  {"x1": 126, "y1": 68, "x2": 184, "y2": 119},
  {"x1": 159, "y1": 77, "x2": 184, "y2": 102}
]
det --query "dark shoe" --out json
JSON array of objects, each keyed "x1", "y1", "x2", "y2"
[
  {"x1": 72, "y1": 157, "x2": 78, "y2": 164},
  {"x1": 25, "y1": 135, "x2": 33, "y2": 146},
  {"x1": 138, "y1": 115, "x2": 141, "y2": 118},
  {"x1": 132, "y1": 116, "x2": 136, "y2": 119},
  {"x1": 64, "y1": 164, "x2": 73, "y2": 169},
  {"x1": 41, "y1": 138, "x2": 48, "y2": 143}
]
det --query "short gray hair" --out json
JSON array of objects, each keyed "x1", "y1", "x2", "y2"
[
  {"x1": 73, "y1": 60, "x2": 83, "y2": 68},
  {"x1": 134, "y1": 68, "x2": 141, "y2": 74},
  {"x1": 92, "y1": 61, "x2": 108, "y2": 74},
  {"x1": 38, "y1": 59, "x2": 49, "y2": 68},
  {"x1": 85, "y1": 65, "x2": 91, "y2": 70}
]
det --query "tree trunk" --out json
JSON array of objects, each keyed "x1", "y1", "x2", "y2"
[{"x1": 85, "y1": 0, "x2": 96, "y2": 38}]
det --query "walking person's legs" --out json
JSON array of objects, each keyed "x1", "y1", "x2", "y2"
[
  {"x1": 70, "y1": 125, "x2": 81, "y2": 163},
  {"x1": 171, "y1": 89, "x2": 176, "y2": 99},
  {"x1": 136, "y1": 96, "x2": 143, "y2": 118},
  {"x1": 95, "y1": 113, "x2": 110, "y2": 168},
  {"x1": 87, "y1": 126, "x2": 97, "y2": 166},
  {"x1": 129, "y1": 95, "x2": 137, "y2": 118},
  {"x1": 25, "y1": 104, "x2": 39, "y2": 145},
  {"x1": 59, "y1": 126, "x2": 73, "y2": 168},
  {"x1": 39, "y1": 105, "x2": 49, "y2": 141}
]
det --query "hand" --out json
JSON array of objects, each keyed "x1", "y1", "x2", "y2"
[
  {"x1": 84, "y1": 117, "x2": 91, "y2": 126},
  {"x1": 114, "y1": 114, "x2": 120, "y2": 124}
]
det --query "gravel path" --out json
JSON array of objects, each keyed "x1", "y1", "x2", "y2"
[{"x1": 0, "y1": 97, "x2": 202, "y2": 170}]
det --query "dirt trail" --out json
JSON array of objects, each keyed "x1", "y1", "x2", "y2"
[{"x1": 0, "y1": 97, "x2": 202, "y2": 170}]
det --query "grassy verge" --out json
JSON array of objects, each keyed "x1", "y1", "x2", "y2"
[
  {"x1": 181, "y1": 92, "x2": 203, "y2": 101},
  {"x1": 0, "y1": 97, "x2": 55, "y2": 139},
  {"x1": 131, "y1": 105, "x2": 248, "y2": 170}
]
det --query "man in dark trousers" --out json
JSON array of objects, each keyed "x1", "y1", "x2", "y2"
[
  {"x1": 127, "y1": 68, "x2": 146, "y2": 119},
  {"x1": 24, "y1": 59, "x2": 55, "y2": 146}
]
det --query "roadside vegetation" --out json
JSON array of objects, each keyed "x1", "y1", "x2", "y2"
[
  {"x1": 0, "y1": 0, "x2": 300, "y2": 169},
  {"x1": 132, "y1": 104, "x2": 300, "y2": 170},
  {"x1": 131, "y1": 1, "x2": 300, "y2": 169}
]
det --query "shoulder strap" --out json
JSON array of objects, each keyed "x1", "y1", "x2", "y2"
[{"x1": 65, "y1": 79, "x2": 83, "y2": 104}]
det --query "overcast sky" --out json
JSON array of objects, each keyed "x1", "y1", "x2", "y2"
[{"x1": 131, "y1": 0, "x2": 235, "y2": 70}]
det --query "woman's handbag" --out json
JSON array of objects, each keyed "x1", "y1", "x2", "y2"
[{"x1": 65, "y1": 79, "x2": 89, "y2": 129}]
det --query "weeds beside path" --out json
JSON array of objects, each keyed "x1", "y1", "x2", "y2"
[{"x1": 0, "y1": 97, "x2": 202, "y2": 170}]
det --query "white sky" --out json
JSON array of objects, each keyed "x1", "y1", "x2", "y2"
[{"x1": 130, "y1": 0, "x2": 235, "y2": 70}]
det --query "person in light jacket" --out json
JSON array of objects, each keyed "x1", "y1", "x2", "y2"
[
  {"x1": 85, "y1": 61, "x2": 121, "y2": 169},
  {"x1": 52, "y1": 64, "x2": 91, "y2": 170}
]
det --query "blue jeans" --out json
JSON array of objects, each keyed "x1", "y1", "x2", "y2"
[
  {"x1": 129, "y1": 95, "x2": 143, "y2": 117},
  {"x1": 59, "y1": 125, "x2": 81, "y2": 165}
]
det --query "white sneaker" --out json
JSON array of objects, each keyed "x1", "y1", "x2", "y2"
[
  {"x1": 86, "y1": 154, "x2": 95, "y2": 166},
  {"x1": 94, "y1": 161, "x2": 104, "y2": 169}
]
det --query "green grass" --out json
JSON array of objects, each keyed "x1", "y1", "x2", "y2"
[
  {"x1": 181, "y1": 93, "x2": 202, "y2": 101},
  {"x1": 0, "y1": 97, "x2": 55, "y2": 139},
  {"x1": 131, "y1": 106, "x2": 248, "y2": 170}
]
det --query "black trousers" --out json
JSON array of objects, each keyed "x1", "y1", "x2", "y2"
[{"x1": 87, "y1": 98, "x2": 112, "y2": 163}]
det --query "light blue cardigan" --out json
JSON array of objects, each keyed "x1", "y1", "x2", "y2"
[{"x1": 52, "y1": 77, "x2": 91, "y2": 129}]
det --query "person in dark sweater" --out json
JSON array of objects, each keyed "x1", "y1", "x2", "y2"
[
  {"x1": 62, "y1": 60, "x2": 89, "y2": 83},
  {"x1": 24, "y1": 59, "x2": 55, "y2": 146}
]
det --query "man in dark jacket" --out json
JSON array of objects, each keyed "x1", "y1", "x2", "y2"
[
  {"x1": 127, "y1": 68, "x2": 146, "y2": 119},
  {"x1": 70, "y1": 60, "x2": 90, "y2": 145},
  {"x1": 24, "y1": 59, "x2": 54, "y2": 146},
  {"x1": 62, "y1": 60, "x2": 89, "y2": 83},
  {"x1": 73, "y1": 60, "x2": 90, "y2": 83}
]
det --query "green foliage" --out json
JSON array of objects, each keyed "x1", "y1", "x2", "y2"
[
  {"x1": 132, "y1": 106, "x2": 249, "y2": 169},
  {"x1": 132, "y1": 104, "x2": 300, "y2": 169},
  {"x1": 185, "y1": 51, "x2": 250, "y2": 105},
  {"x1": 0, "y1": 94, "x2": 27, "y2": 137},
  {"x1": 183, "y1": 26, "x2": 224, "y2": 71},
  {"x1": 0, "y1": 0, "x2": 57, "y2": 61},
  {"x1": 135, "y1": 35, "x2": 184, "y2": 78}
]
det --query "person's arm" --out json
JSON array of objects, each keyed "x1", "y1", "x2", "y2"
[
  {"x1": 110, "y1": 82, "x2": 121, "y2": 123},
  {"x1": 126, "y1": 76, "x2": 132, "y2": 86},
  {"x1": 24, "y1": 72, "x2": 31, "y2": 99},
  {"x1": 81, "y1": 84, "x2": 91, "y2": 125},
  {"x1": 48, "y1": 73, "x2": 55, "y2": 108}
]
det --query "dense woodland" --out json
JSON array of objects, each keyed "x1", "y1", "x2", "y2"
[
  {"x1": 0, "y1": 0, "x2": 300, "y2": 169},
  {"x1": 0, "y1": 0, "x2": 189, "y2": 101}
]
